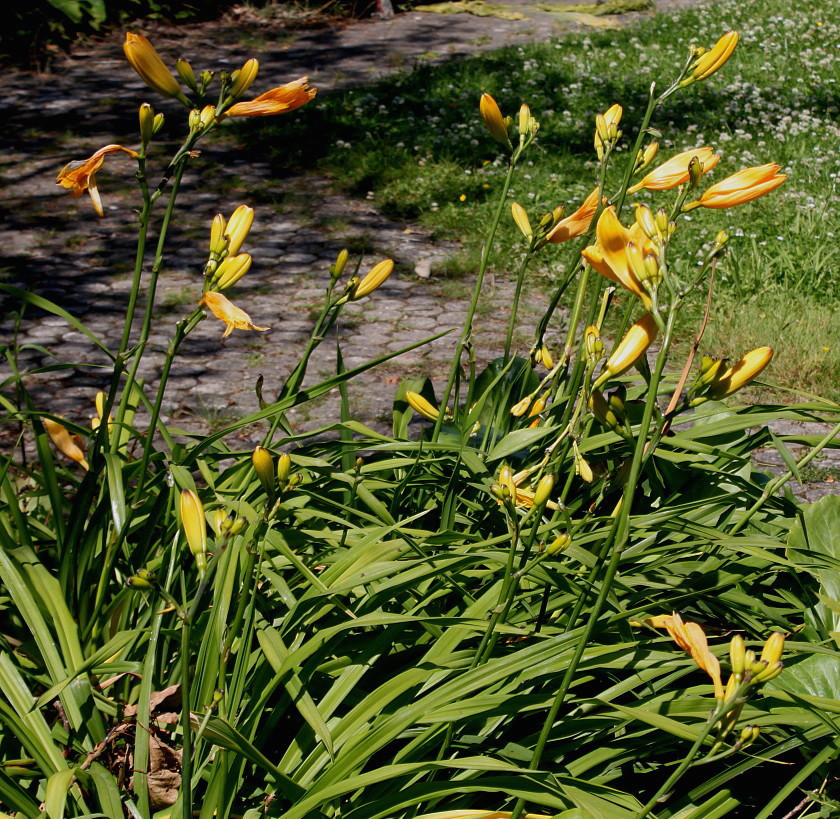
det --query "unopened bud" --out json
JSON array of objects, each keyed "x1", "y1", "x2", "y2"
[
  {"x1": 532, "y1": 474, "x2": 555, "y2": 508},
  {"x1": 176, "y1": 58, "x2": 197, "y2": 91},
  {"x1": 518, "y1": 104, "x2": 531, "y2": 140},
  {"x1": 228, "y1": 516, "x2": 247, "y2": 536},
  {"x1": 759, "y1": 632, "x2": 785, "y2": 666},
  {"x1": 498, "y1": 466, "x2": 516, "y2": 498},
  {"x1": 229, "y1": 58, "x2": 259, "y2": 99},
  {"x1": 180, "y1": 489, "x2": 207, "y2": 578},
  {"x1": 730, "y1": 634, "x2": 745, "y2": 677},
  {"x1": 277, "y1": 453, "x2": 292, "y2": 485},
  {"x1": 546, "y1": 533, "x2": 570, "y2": 555},
  {"x1": 152, "y1": 113, "x2": 165, "y2": 134},
  {"x1": 330, "y1": 248, "x2": 349, "y2": 280},
  {"x1": 209, "y1": 213, "x2": 227, "y2": 256},
  {"x1": 139, "y1": 103, "x2": 155, "y2": 144},
  {"x1": 585, "y1": 325, "x2": 603, "y2": 363},
  {"x1": 189, "y1": 108, "x2": 201, "y2": 130},
  {"x1": 479, "y1": 93, "x2": 512, "y2": 148},
  {"x1": 636, "y1": 141, "x2": 659, "y2": 173},
  {"x1": 127, "y1": 575, "x2": 154, "y2": 589},
  {"x1": 511, "y1": 395, "x2": 534, "y2": 417},
  {"x1": 655, "y1": 208, "x2": 669, "y2": 235},
  {"x1": 688, "y1": 156, "x2": 704, "y2": 188},
  {"x1": 714, "y1": 229, "x2": 730, "y2": 248},
  {"x1": 511, "y1": 202, "x2": 533, "y2": 239},
  {"x1": 212, "y1": 508, "x2": 229, "y2": 537},
  {"x1": 751, "y1": 661, "x2": 783, "y2": 684},
  {"x1": 635, "y1": 204, "x2": 659, "y2": 240},
  {"x1": 252, "y1": 446, "x2": 275, "y2": 495}
]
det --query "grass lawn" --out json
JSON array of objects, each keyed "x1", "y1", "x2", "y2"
[{"x1": 241, "y1": 0, "x2": 839, "y2": 399}]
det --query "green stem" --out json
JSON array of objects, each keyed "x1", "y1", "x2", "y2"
[
  {"x1": 433, "y1": 156, "x2": 519, "y2": 439},
  {"x1": 510, "y1": 307, "x2": 678, "y2": 819},
  {"x1": 504, "y1": 249, "x2": 535, "y2": 361}
]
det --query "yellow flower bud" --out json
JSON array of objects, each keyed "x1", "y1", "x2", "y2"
[
  {"x1": 123, "y1": 32, "x2": 184, "y2": 101},
  {"x1": 527, "y1": 395, "x2": 547, "y2": 428},
  {"x1": 585, "y1": 325, "x2": 603, "y2": 363},
  {"x1": 546, "y1": 533, "x2": 571, "y2": 555},
  {"x1": 353, "y1": 259, "x2": 394, "y2": 299},
  {"x1": 634, "y1": 204, "x2": 659, "y2": 241},
  {"x1": 277, "y1": 452, "x2": 292, "y2": 486},
  {"x1": 730, "y1": 634, "x2": 745, "y2": 677},
  {"x1": 498, "y1": 465, "x2": 517, "y2": 499},
  {"x1": 510, "y1": 395, "x2": 534, "y2": 417},
  {"x1": 518, "y1": 103, "x2": 531, "y2": 139},
  {"x1": 689, "y1": 31, "x2": 739, "y2": 83},
  {"x1": 706, "y1": 347, "x2": 773, "y2": 399},
  {"x1": 176, "y1": 58, "x2": 197, "y2": 91},
  {"x1": 511, "y1": 202, "x2": 533, "y2": 239},
  {"x1": 759, "y1": 632, "x2": 785, "y2": 666},
  {"x1": 479, "y1": 93, "x2": 511, "y2": 148},
  {"x1": 330, "y1": 248, "x2": 349, "y2": 279},
  {"x1": 252, "y1": 446, "x2": 275, "y2": 495},
  {"x1": 152, "y1": 113, "x2": 165, "y2": 134},
  {"x1": 538, "y1": 344, "x2": 554, "y2": 369},
  {"x1": 593, "y1": 313, "x2": 659, "y2": 390},
  {"x1": 588, "y1": 389, "x2": 620, "y2": 430},
  {"x1": 635, "y1": 141, "x2": 659, "y2": 173},
  {"x1": 225, "y1": 205, "x2": 255, "y2": 255},
  {"x1": 139, "y1": 103, "x2": 155, "y2": 145},
  {"x1": 532, "y1": 474, "x2": 555, "y2": 508},
  {"x1": 212, "y1": 508, "x2": 229, "y2": 537},
  {"x1": 576, "y1": 453, "x2": 594, "y2": 484},
  {"x1": 229, "y1": 58, "x2": 259, "y2": 99},
  {"x1": 406, "y1": 391, "x2": 439, "y2": 421},
  {"x1": 214, "y1": 253, "x2": 253, "y2": 290},
  {"x1": 209, "y1": 213, "x2": 227, "y2": 256},
  {"x1": 127, "y1": 575, "x2": 154, "y2": 589},
  {"x1": 180, "y1": 489, "x2": 207, "y2": 578}
]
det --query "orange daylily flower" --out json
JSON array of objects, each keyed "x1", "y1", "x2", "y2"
[
  {"x1": 223, "y1": 77, "x2": 316, "y2": 118},
  {"x1": 582, "y1": 207, "x2": 653, "y2": 309},
  {"x1": 200, "y1": 291, "x2": 269, "y2": 339},
  {"x1": 43, "y1": 418, "x2": 89, "y2": 471},
  {"x1": 628, "y1": 147, "x2": 720, "y2": 194},
  {"x1": 643, "y1": 612, "x2": 724, "y2": 698},
  {"x1": 692, "y1": 164, "x2": 786, "y2": 209},
  {"x1": 56, "y1": 144, "x2": 139, "y2": 216},
  {"x1": 546, "y1": 187, "x2": 602, "y2": 243}
]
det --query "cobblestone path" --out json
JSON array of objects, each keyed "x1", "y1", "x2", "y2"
[{"x1": 0, "y1": 0, "x2": 836, "y2": 500}]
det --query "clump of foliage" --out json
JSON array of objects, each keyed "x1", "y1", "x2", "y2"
[{"x1": 1, "y1": 24, "x2": 840, "y2": 819}]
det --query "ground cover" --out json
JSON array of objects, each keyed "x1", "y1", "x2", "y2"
[{"x1": 245, "y1": 0, "x2": 840, "y2": 399}]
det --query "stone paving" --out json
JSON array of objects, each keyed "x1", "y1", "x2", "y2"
[{"x1": 0, "y1": 0, "x2": 837, "y2": 500}]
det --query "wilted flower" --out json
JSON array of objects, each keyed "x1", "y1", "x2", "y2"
[
  {"x1": 628, "y1": 147, "x2": 720, "y2": 194},
  {"x1": 546, "y1": 187, "x2": 601, "y2": 243},
  {"x1": 690, "y1": 164, "x2": 786, "y2": 209},
  {"x1": 43, "y1": 418, "x2": 89, "y2": 470},
  {"x1": 224, "y1": 77, "x2": 316, "y2": 117},
  {"x1": 56, "y1": 144, "x2": 139, "y2": 216},
  {"x1": 199, "y1": 291, "x2": 269, "y2": 339}
]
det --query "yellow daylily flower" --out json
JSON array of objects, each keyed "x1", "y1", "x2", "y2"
[
  {"x1": 43, "y1": 418, "x2": 89, "y2": 470},
  {"x1": 199, "y1": 291, "x2": 269, "y2": 339},
  {"x1": 56, "y1": 144, "x2": 139, "y2": 216},
  {"x1": 582, "y1": 207, "x2": 653, "y2": 309},
  {"x1": 627, "y1": 147, "x2": 720, "y2": 194},
  {"x1": 223, "y1": 77, "x2": 316, "y2": 117},
  {"x1": 546, "y1": 187, "x2": 602, "y2": 244},
  {"x1": 692, "y1": 164, "x2": 786, "y2": 209}
]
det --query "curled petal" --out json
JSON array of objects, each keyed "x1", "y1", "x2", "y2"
[
  {"x1": 43, "y1": 418, "x2": 89, "y2": 470},
  {"x1": 546, "y1": 187, "x2": 601, "y2": 243},
  {"x1": 628, "y1": 147, "x2": 720, "y2": 194},
  {"x1": 56, "y1": 144, "x2": 139, "y2": 216}
]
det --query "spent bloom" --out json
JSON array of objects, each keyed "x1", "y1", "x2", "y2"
[
  {"x1": 223, "y1": 77, "x2": 316, "y2": 117},
  {"x1": 628, "y1": 147, "x2": 720, "y2": 194},
  {"x1": 689, "y1": 164, "x2": 787, "y2": 210},
  {"x1": 546, "y1": 187, "x2": 601, "y2": 243},
  {"x1": 200, "y1": 291, "x2": 268, "y2": 339},
  {"x1": 56, "y1": 144, "x2": 139, "y2": 216},
  {"x1": 123, "y1": 32, "x2": 187, "y2": 102},
  {"x1": 43, "y1": 418, "x2": 89, "y2": 471}
]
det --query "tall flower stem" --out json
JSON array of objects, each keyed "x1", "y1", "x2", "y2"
[
  {"x1": 433, "y1": 156, "x2": 519, "y2": 439},
  {"x1": 504, "y1": 250, "x2": 535, "y2": 361},
  {"x1": 510, "y1": 306, "x2": 679, "y2": 819}
]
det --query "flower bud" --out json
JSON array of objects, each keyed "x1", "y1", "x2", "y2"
[
  {"x1": 124, "y1": 32, "x2": 184, "y2": 101},
  {"x1": 689, "y1": 31, "x2": 739, "y2": 83},
  {"x1": 139, "y1": 103, "x2": 155, "y2": 145},
  {"x1": 688, "y1": 155, "x2": 704, "y2": 188},
  {"x1": 277, "y1": 453, "x2": 292, "y2": 486},
  {"x1": 518, "y1": 104, "x2": 531, "y2": 140},
  {"x1": 212, "y1": 508, "x2": 229, "y2": 537},
  {"x1": 252, "y1": 446, "x2": 275, "y2": 496},
  {"x1": 176, "y1": 58, "x2": 197, "y2": 92},
  {"x1": 229, "y1": 58, "x2": 259, "y2": 99},
  {"x1": 537, "y1": 344, "x2": 554, "y2": 369},
  {"x1": 510, "y1": 395, "x2": 534, "y2": 417},
  {"x1": 730, "y1": 634, "x2": 745, "y2": 677},
  {"x1": 498, "y1": 466, "x2": 516, "y2": 498},
  {"x1": 527, "y1": 395, "x2": 547, "y2": 428},
  {"x1": 353, "y1": 259, "x2": 394, "y2": 299},
  {"x1": 751, "y1": 661, "x2": 783, "y2": 684},
  {"x1": 479, "y1": 93, "x2": 511, "y2": 148},
  {"x1": 209, "y1": 213, "x2": 227, "y2": 256},
  {"x1": 546, "y1": 533, "x2": 571, "y2": 555},
  {"x1": 127, "y1": 575, "x2": 154, "y2": 589},
  {"x1": 655, "y1": 208, "x2": 669, "y2": 234},
  {"x1": 180, "y1": 489, "x2": 207, "y2": 578},
  {"x1": 759, "y1": 632, "x2": 785, "y2": 666},
  {"x1": 330, "y1": 248, "x2": 349, "y2": 279},
  {"x1": 634, "y1": 204, "x2": 659, "y2": 241},
  {"x1": 593, "y1": 313, "x2": 659, "y2": 390},
  {"x1": 511, "y1": 202, "x2": 533, "y2": 239},
  {"x1": 229, "y1": 516, "x2": 247, "y2": 535},
  {"x1": 214, "y1": 253, "x2": 253, "y2": 290},
  {"x1": 532, "y1": 474, "x2": 555, "y2": 508},
  {"x1": 406, "y1": 391, "x2": 439, "y2": 421},
  {"x1": 588, "y1": 389, "x2": 620, "y2": 430},
  {"x1": 225, "y1": 205, "x2": 255, "y2": 256},
  {"x1": 585, "y1": 325, "x2": 603, "y2": 363},
  {"x1": 706, "y1": 347, "x2": 773, "y2": 400},
  {"x1": 635, "y1": 141, "x2": 659, "y2": 173}
]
